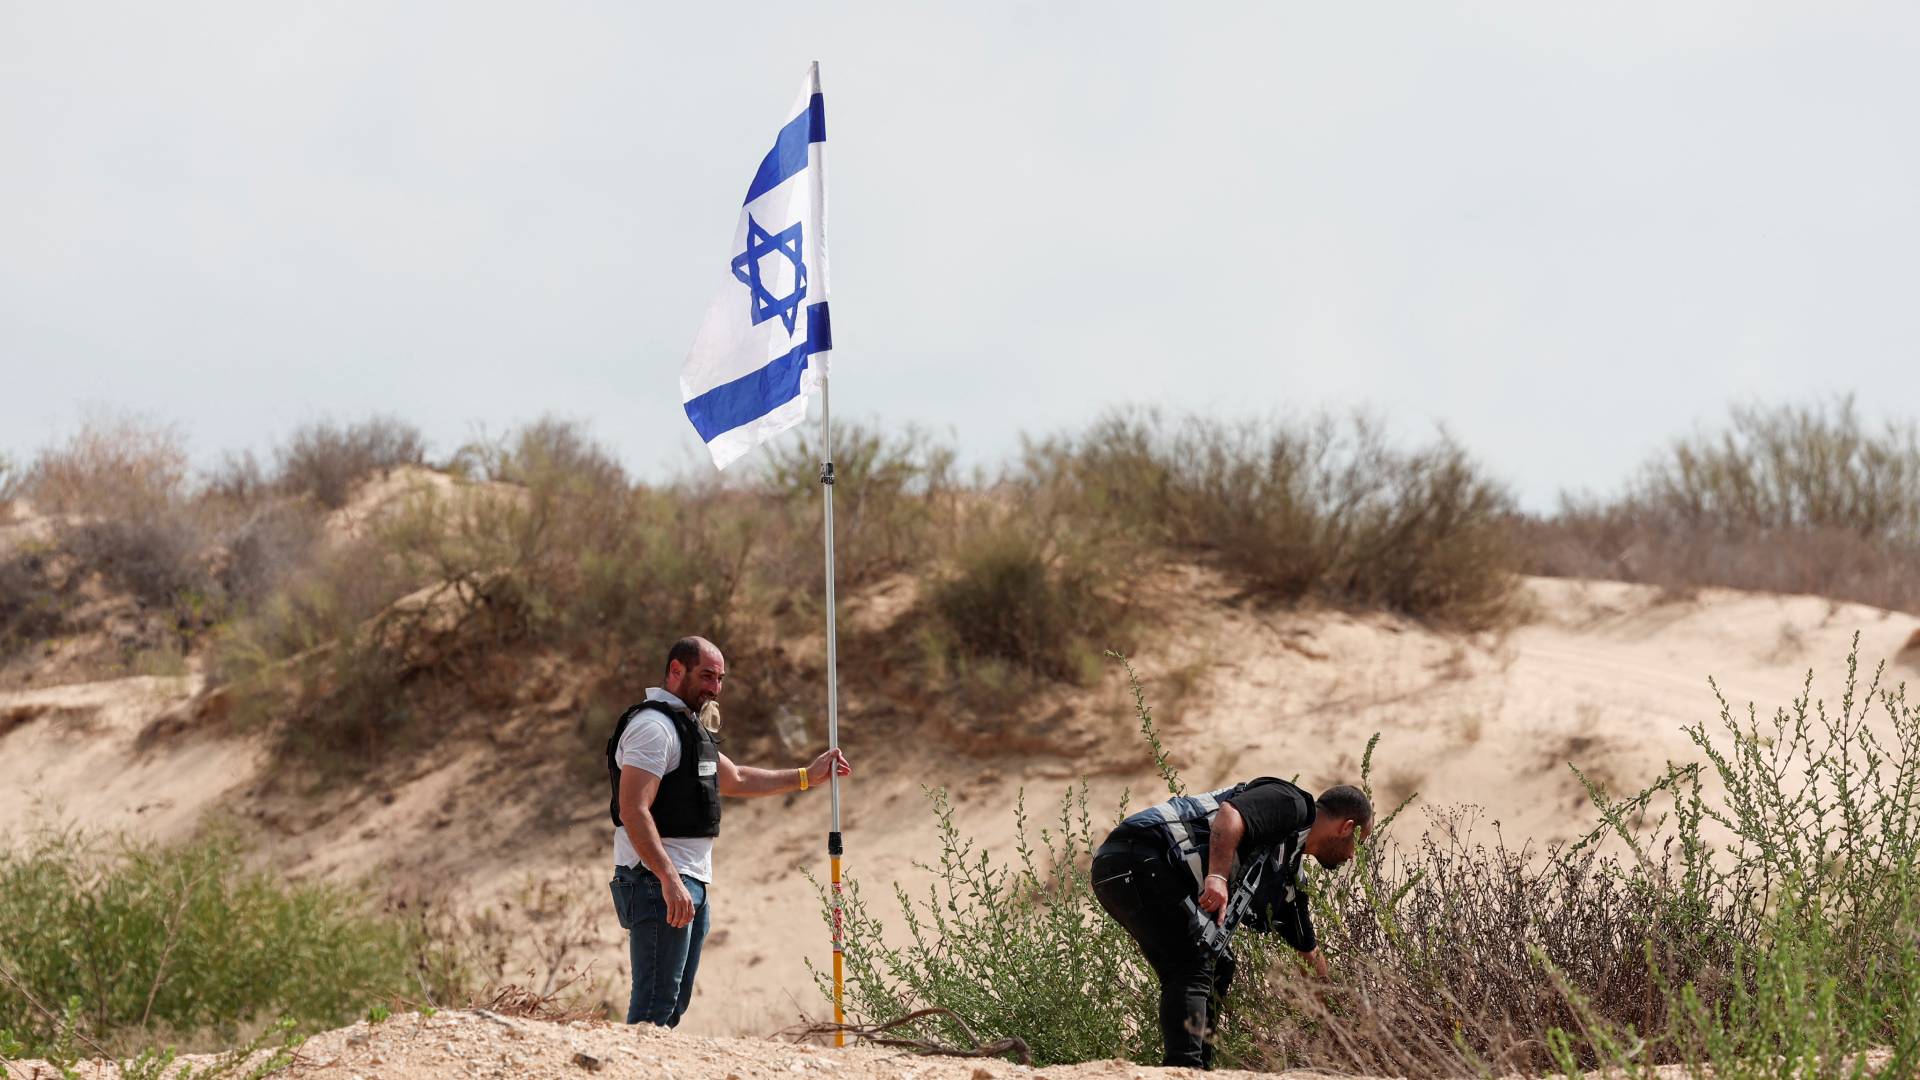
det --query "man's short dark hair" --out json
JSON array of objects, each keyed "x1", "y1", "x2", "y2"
[
  {"x1": 1317, "y1": 784, "x2": 1374, "y2": 827},
  {"x1": 664, "y1": 637, "x2": 705, "y2": 679}
]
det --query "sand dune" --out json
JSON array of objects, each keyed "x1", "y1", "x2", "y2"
[{"x1": 4, "y1": 566, "x2": 1913, "y2": 1041}]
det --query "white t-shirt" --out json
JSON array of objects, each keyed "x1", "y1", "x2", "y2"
[{"x1": 612, "y1": 688, "x2": 716, "y2": 883}]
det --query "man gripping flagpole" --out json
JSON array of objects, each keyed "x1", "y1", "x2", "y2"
[{"x1": 678, "y1": 61, "x2": 852, "y2": 1044}]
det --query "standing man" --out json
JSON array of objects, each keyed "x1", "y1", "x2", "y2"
[
  {"x1": 1092, "y1": 778, "x2": 1373, "y2": 1069},
  {"x1": 606, "y1": 636, "x2": 852, "y2": 1027}
]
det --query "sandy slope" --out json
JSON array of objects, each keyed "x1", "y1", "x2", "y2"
[
  {"x1": 0, "y1": 673, "x2": 253, "y2": 843},
  {"x1": 2, "y1": 563, "x2": 1916, "y2": 1041}
]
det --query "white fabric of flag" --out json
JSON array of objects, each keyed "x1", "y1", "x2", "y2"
[{"x1": 681, "y1": 63, "x2": 831, "y2": 470}]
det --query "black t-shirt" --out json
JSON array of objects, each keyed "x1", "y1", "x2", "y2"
[{"x1": 1222, "y1": 779, "x2": 1316, "y2": 857}]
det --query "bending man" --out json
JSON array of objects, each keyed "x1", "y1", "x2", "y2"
[
  {"x1": 1092, "y1": 778, "x2": 1372, "y2": 1069},
  {"x1": 606, "y1": 635, "x2": 852, "y2": 1027}
]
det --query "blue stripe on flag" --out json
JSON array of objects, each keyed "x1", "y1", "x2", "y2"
[
  {"x1": 742, "y1": 94, "x2": 827, "y2": 205},
  {"x1": 683, "y1": 302, "x2": 833, "y2": 441}
]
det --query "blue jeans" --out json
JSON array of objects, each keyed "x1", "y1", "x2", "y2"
[{"x1": 609, "y1": 863, "x2": 710, "y2": 1026}]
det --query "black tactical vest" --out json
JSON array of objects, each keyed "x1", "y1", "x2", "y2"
[{"x1": 606, "y1": 700, "x2": 723, "y2": 838}]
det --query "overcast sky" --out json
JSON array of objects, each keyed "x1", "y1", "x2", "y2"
[{"x1": 4, "y1": 3, "x2": 1916, "y2": 509}]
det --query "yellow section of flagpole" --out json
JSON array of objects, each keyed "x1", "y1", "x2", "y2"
[{"x1": 830, "y1": 853, "x2": 845, "y2": 1046}]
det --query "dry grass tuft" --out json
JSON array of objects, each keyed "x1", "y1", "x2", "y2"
[{"x1": 469, "y1": 968, "x2": 605, "y2": 1023}]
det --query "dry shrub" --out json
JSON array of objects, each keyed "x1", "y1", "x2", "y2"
[
  {"x1": 220, "y1": 418, "x2": 778, "y2": 761},
  {"x1": 0, "y1": 547, "x2": 65, "y2": 655},
  {"x1": 928, "y1": 518, "x2": 1118, "y2": 685},
  {"x1": 275, "y1": 415, "x2": 427, "y2": 509},
  {"x1": 22, "y1": 415, "x2": 221, "y2": 615},
  {"x1": 1639, "y1": 396, "x2": 1920, "y2": 538},
  {"x1": 1236, "y1": 814, "x2": 1712, "y2": 1075},
  {"x1": 1023, "y1": 411, "x2": 1518, "y2": 629},
  {"x1": 1520, "y1": 503, "x2": 1920, "y2": 612},
  {"x1": 210, "y1": 534, "x2": 425, "y2": 759},
  {"x1": 62, "y1": 518, "x2": 209, "y2": 615},
  {"x1": 201, "y1": 450, "x2": 272, "y2": 507},
  {"x1": 24, "y1": 413, "x2": 190, "y2": 518},
  {"x1": 14, "y1": 417, "x2": 326, "y2": 644},
  {"x1": 1524, "y1": 399, "x2": 1920, "y2": 611},
  {"x1": 451, "y1": 416, "x2": 626, "y2": 492},
  {"x1": 419, "y1": 419, "x2": 742, "y2": 658},
  {"x1": 393, "y1": 872, "x2": 611, "y2": 1020},
  {"x1": 470, "y1": 975, "x2": 604, "y2": 1022},
  {"x1": 213, "y1": 501, "x2": 327, "y2": 609},
  {"x1": 214, "y1": 538, "x2": 415, "y2": 676},
  {"x1": 762, "y1": 421, "x2": 960, "y2": 588}
]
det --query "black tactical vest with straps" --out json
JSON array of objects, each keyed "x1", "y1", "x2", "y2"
[{"x1": 606, "y1": 699, "x2": 723, "y2": 839}]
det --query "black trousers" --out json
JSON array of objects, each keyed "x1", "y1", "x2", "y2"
[{"x1": 1091, "y1": 840, "x2": 1236, "y2": 1069}]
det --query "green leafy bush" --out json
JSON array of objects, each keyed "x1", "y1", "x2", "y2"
[
  {"x1": 0, "y1": 828, "x2": 417, "y2": 1057},
  {"x1": 815, "y1": 785, "x2": 1160, "y2": 1067},
  {"x1": 1556, "y1": 635, "x2": 1920, "y2": 1075}
]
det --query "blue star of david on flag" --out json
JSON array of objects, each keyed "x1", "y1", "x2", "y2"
[{"x1": 730, "y1": 214, "x2": 808, "y2": 335}]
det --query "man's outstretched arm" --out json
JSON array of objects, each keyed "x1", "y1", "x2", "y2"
[{"x1": 716, "y1": 748, "x2": 852, "y2": 797}]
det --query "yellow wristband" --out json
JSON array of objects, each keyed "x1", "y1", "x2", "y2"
[{"x1": 797, "y1": 767, "x2": 808, "y2": 792}]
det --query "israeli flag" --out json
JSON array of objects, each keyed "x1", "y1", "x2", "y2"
[{"x1": 681, "y1": 63, "x2": 831, "y2": 470}]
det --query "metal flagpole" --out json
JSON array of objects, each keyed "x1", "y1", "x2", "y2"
[{"x1": 820, "y1": 370, "x2": 846, "y2": 1046}]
